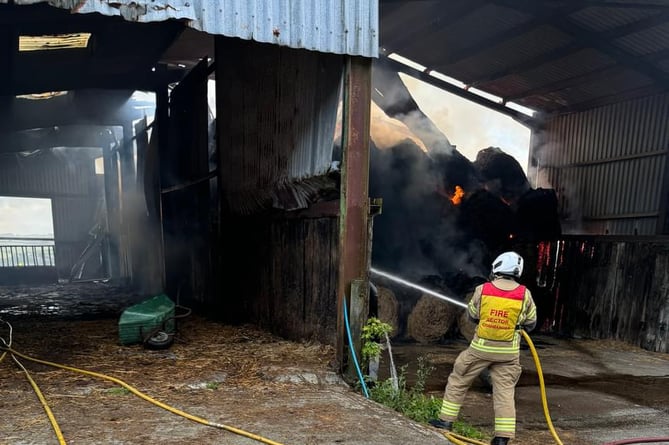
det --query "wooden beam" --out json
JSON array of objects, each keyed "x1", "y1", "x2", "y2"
[
  {"x1": 337, "y1": 56, "x2": 372, "y2": 372},
  {"x1": 101, "y1": 130, "x2": 122, "y2": 281},
  {"x1": 155, "y1": 82, "x2": 169, "y2": 291}
]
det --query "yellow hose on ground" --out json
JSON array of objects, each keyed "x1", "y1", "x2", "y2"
[
  {"x1": 520, "y1": 329, "x2": 565, "y2": 445},
  {"x1": 438, "y1": 331, "x2": 565, "y2": 445},
  {"x1": 444, "y1": 431, "x2": 489, "y2": 445},
  {"x1": 2, "y1": 346, "x2": 286, "y2": 445},
  {"x1": 10, "y1": 354, "x2": 67, "y2": 445}
]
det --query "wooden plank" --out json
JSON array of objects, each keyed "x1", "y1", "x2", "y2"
[{"x1": 347, "y1": 278, "x2": 369, "y2": 381}]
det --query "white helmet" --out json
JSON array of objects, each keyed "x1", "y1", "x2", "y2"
[{"x1": 492, "y1": 251, "x2": 524, "y2": 277}]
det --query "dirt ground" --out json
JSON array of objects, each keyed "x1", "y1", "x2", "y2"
[{"x1": 1, "y1": 285, "x2": 668, "y2": 445}]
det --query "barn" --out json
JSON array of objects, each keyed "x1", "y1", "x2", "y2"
[{"x1": 1, "y1": 2, "x2": 669, "y2": 444}]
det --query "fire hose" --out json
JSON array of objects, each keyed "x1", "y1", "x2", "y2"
[
  {"x1": 369, "y1": 267, "x2": 669, "y2": 445},
  {"x1": 0, "y1": 318, "x2": 285, "y2": 445},
  {"x1": 369, "y1": 267, "x2": 563, "y2": 444},
  {"x1": 370, "y1": 267, "x2": 669, "y2": 445}
]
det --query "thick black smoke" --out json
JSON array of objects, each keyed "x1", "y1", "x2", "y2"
[{"x1": 334, "y1": 64, "x2": 561, "y2": 300}]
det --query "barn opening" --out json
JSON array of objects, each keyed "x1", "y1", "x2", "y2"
[{"x1": 0, "y1": 196, "x2": 55, "y2": 285}]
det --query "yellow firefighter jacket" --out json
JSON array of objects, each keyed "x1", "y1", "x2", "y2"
[{"x1": 467, "y1": 277, "x2": 537, "y2": 356}]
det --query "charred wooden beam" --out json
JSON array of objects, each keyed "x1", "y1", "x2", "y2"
[{"x1": 100, "y1": 130, "x2": 122, "y2": 281}]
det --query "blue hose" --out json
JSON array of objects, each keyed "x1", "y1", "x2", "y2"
[{"x1": 343, "y1": 298, "x2": 370, "y2": 398}]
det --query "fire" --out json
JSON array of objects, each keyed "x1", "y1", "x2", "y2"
[{"x1": 450, "y1": 185, "x2": 465, "y2": 205}]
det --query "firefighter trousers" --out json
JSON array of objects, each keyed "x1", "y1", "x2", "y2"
[{"x1": 439, "y1": 347, "x2": 522, "y2": 438}]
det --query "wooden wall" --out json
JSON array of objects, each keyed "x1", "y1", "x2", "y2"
[
  {"x1": 535, "y1": 237, "x2": 669, "y2": 353},
  {"x1": 218, "y1": 215, "x2": 339, "y2": 345}
]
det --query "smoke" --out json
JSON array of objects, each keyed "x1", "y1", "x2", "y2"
[
  {"x1": 361, "y1": 65, "x2": 561, "y2": 297},
  {"x1": 528, "y1": 129, "x2": 583, "y2": 234},
  {"x1": 366, "y1": 128, "x2": 491, "y2": 293},
  {"x1": 369, "y1": 103, "x2": 428, "y2": 152},
  {"x1": 399, "y1": 74, "x2": 531, "y2": 169}
]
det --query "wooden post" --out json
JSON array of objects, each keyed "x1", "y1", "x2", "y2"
[
  {"x1": 337, "y1": 56, "x2": 373, "y2": 372},
  {"x1": 119, "y1": 121, "x2": 136, "y2": 284},
  {"x1": 101, "y1": 132, "x2": 121, "y2": 281},
  {"x1": 155, "y1": 82, "x2": 169, "y2": 291},
  {"x1": 348, "y1": 279, "x2": 370, "y2": 378}
]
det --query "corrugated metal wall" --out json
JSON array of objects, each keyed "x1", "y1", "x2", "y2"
[
  {"x1": 216, "y1": 37, "x2": 343, "y2": 215},
  {"x1": 24, "y1": 0, "x2": 378, "y2": 57},
  {"x1": 0, "y1": 152, "x2": 102, "y2": 277},
  {"x1": 0, "y1": 152, "x2": 94, "y2": 196},
  {"x1": 531, "y1": 93, "x2": 669, "y2": 235}
]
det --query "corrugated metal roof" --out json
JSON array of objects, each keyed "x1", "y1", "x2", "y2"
[
  {"x1": 569, "y1": 6, "x2": 655, "y2": 32},
  {"x1": 379, "y1": 0, "x2": 669, "y2": 113},
  {"x1": 615, "y1": 22, "x2": 669, "y2": 55},
  {"x1": 21, "y1": 0, "x2": 378, "y2": 57}
]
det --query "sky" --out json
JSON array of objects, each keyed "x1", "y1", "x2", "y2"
[
  {"x1": 0, "y1": 196, "x2": 54, "y2": 237},
  {"x1": 400, "y1": 74, "x2": 532, "y2": 172}
]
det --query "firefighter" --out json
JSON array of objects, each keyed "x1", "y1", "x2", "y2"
[{"x1": 430, "y1": 251, "x2": 537, "y2": 445}]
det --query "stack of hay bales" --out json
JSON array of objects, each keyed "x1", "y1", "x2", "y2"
[
  {"x1": 407, "y1": 294, "x2": 461, "y2": 343},
  {"x1": 457, "y1": 292, "x2": 477, "y2": 342}
]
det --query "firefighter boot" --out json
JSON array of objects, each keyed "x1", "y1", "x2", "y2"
[
  {"x1": 428, "y1": 419, "x2": 453, "y2": 430},
  {"x1": 490, "y1": 437, "x2": 509, "y2": 445}
]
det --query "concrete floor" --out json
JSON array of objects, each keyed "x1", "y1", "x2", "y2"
[{"x1": 390, "y1": 335, "x2": 669, "y2": 445}]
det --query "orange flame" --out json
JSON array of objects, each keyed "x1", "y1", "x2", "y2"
[{"x1": 450, "y1": 185, "x2": 465, "y2": 205}]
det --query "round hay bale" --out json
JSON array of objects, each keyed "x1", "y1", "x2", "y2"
[
  {"x1": 377, "y1": 286, "x2": 399, "y2": 336},
  {"x1": 457, "y1": 292, "x2": 476, "y2": 342},
  {"x1": 407, "y1": 295, "x2": 459, "y2": 343}
]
